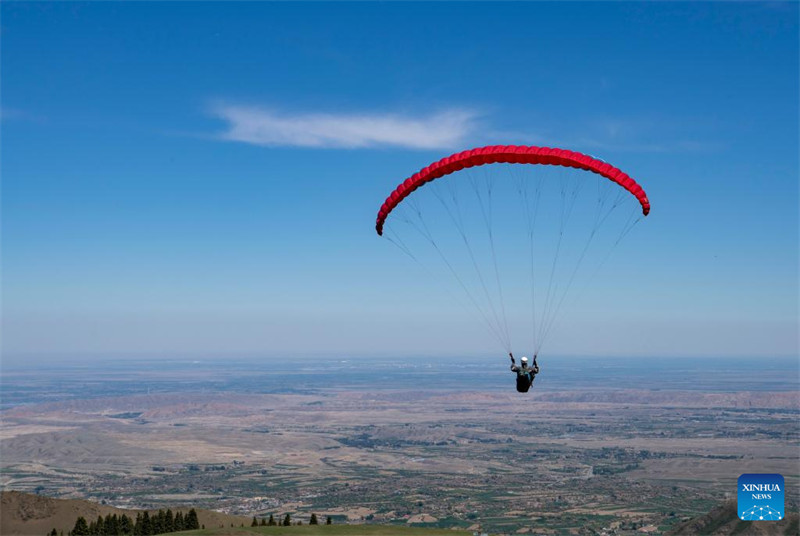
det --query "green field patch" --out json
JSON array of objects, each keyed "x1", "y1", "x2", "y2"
[{"x1": 178, "y1": 525, "x2": 471, "y2": 536}]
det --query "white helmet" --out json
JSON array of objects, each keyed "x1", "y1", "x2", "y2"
[{"x1": 521, "y1": 356, "x2": 529, "y2": 364}]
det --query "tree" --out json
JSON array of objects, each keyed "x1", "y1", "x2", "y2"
[
  {"x1": 72, "y1": 517, "x2": 89, "y2": 536},
  {"x1": 104, "y1": 514, "x2": 119, "y2": 536},
  {"x1": 326, "y1": 516, "x2": 332, "y2": 525},
  {"x1": 50, "y1": 529, "x2": 58, "y2": 536},
  {"x1": 165, "y1": 509, "x2": 174, "y2": 533},
  {"x1": 173, "y1": 511, "x2": 184, "y2": 532},
  {"x1": 151, "y1": 510, "x2": 164, "y2": 535},
  {"x1": 268, "y1": 514, "x2": 276, "y2": 526},
  {"x1": 185, "y1": 509, "x2": 200, "y2": 531},
  {"x1": 309, "y1": 513, "x2": 318, "y2": 525},
  {"x1": 282, "y1": 514, "x2": 291, "y2": 526},
  {"x1": 120, "y1": 514, "x2": 133, "y2": 535},
  {"x1": 251, "y1": 516, "x2": 258, "y2": 527},
  {"x1": 260, "y1": 518, "x2": 267, "y2": 526},
  {"x1": 140, "y1": 511, "x2": 151, "y2": 536}
]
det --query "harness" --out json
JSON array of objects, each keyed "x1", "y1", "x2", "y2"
[{"x1": 515, "y1": 368, "x2": 534, "y2": 393}]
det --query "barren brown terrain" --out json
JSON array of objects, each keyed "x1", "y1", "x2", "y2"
[
  {"x1": 0, "y1": 490, "x2": 253, "y2": 536},
  {"x1": 1, "y1": 357, "x2": 798, "y2": 535}
]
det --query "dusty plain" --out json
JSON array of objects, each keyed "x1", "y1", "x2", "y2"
[{"x1": 1, "y1": 356, "x2": 797, "y2": 535}]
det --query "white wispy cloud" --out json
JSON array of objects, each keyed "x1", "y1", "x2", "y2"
[{"x1": 210, "y1": 105, "x2": 480, "y2": 149}]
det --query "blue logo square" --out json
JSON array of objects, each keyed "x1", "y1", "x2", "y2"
[{"x1": 738, "y1": 473, "x2": 784, "y2": 521}]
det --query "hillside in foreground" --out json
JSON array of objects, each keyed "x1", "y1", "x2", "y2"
[
  {"x1": 665, "y1": 500, "x2": 798, "y2": 536},
  {"x1": 1, "y1": 492, "x2": 472, "y2": 536},
  {"x1": 0, "y1": 491, "x2": 253, "y2": 536}
]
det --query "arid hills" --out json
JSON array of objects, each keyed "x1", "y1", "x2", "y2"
[{"x1": 1, "y1": 491, "x2": 252, "y2": 536}]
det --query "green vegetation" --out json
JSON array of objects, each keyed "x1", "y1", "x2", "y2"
[
  {"x1": 175, "y1": 526, "x2": 469, "y2": 536},
  {"x1": 66, "y1": 509, "x2": 200, "y2": 535},
  {"x1": 593, "y1": 463, "x2": 640, "y2": 475},
  {"x1": 730, "y1": 520, "x2": 751, "y2": 535}
]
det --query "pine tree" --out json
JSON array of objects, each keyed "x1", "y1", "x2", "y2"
[
  {"x1": 151, "y1": 510, "x2": 164, "y2": 535},
  {"x1": 326, "y1": 516, "x2": 332, "y2": 525},
  {"x1": 185, "y1": 509, "x2": 200, "y2": 530},
  {"x1": 104, "y1": 514, "x2": 118, "y2": 535},
  {"x1": 164, "y1": 509, "x2": 174, "y2": 534},
  {"x1": 260, "y1": 518, "x2": 266, "y2": 526},
  {"x1": 72, "y1": 517, "x2": 89, "y2": 536},
  {"x1": 309, "y1": 513, "x2": 318, "y2": 525},
  {"x1": 141, "y1": 511, "x2": 151, "y2": 536},
  {"x1": 268, "y1": 514, "x2": 276, "y2": 526},
  {"x1": 251, "y1": 516, "x2": 258, "y2": 527},
  {"x1": 50, "y1": 529, "x2": 58, "y2": 536},
  {"x1": 282, "y1": 514, "x2": 291, "y2": 526},
  {"x1": 174, "y1": 512, "x2": 184, "y2": 532},
  {"x1": 120, "y1": 514, "x2": 133, "y2": 535}
]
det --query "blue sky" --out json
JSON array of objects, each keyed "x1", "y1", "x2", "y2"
[{"x1": 2, "y1": 2, "x2": 798, "y2": 361}]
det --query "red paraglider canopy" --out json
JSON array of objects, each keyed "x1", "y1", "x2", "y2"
[{"x1": 376, "y1": 145, "x2": 650, "y2": 235}]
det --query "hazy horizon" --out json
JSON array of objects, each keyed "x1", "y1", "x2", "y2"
[{"x1": 3, "y1": 354, "x2": 797, "y2": 413}]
